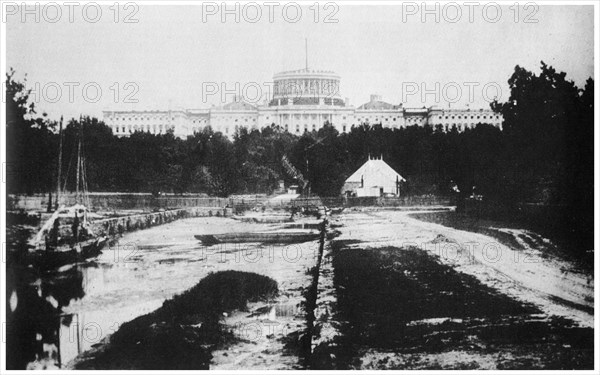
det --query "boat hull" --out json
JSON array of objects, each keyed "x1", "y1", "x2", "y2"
[
  {"x1": 231, "y1": 215, "x2": 294, "y2": 224},
  {"x1": 30, "y1": 237, "x2": 108, "y2": 271},
  {"x1": 195, "y1": 232, "x2": 320, "y2": 245}
]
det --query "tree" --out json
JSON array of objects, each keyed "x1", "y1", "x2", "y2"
[
  {"x1": 492, "y1": 62, "x2": 594, "y2": 252},
  {"x1": 5, "y1": 69, "x2": 57, "y2": 194}
]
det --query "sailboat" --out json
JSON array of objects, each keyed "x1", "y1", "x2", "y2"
[{"x1": 28, "y1": 117, "x2": 107, "y2": 270}]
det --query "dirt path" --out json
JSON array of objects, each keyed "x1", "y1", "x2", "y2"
[
  {"x1": 334, "y1": 209, "x2": 593, "y2": 326},
  {"x1": 55, "y1": 211, "x2": 593, "y2": 370},
  {"x1": 325, "y1": 209, "x2": 594, "y2": 370}
]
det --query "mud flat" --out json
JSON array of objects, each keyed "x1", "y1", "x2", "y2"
[
  {"x1": 69, "y1": 271, "x2": 279, "y2": 369},
  {"x1": 208, "y1": 220, "x2": 323, "y2": 369},
  {"x1": 319, "y1": 210, "x2": 594, "y2": 370},
  {"x1": 61, "y1": 216, "x2": 322, "y2": 369}
]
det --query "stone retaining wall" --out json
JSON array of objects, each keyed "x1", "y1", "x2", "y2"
[
  {"x1": 92, "y1": 207, "x2": 232, "y2": 237},
  {"x1": 7, "y1": 193, "x2": 265, "y2": 212},
  {"x1": 310, "y1": 239, "x2": 343, "y2": 368},
  {"x1": 51, "y1": 207, "x2": 232, "y2": 239}
]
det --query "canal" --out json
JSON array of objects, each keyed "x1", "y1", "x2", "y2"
[{"x1": 6, "y1": 216, "x2": 321, "y2": 369}]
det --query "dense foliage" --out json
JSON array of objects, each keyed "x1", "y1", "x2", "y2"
[{"x1": 6, "y1": 61, "x2": 594, "y2": 205}]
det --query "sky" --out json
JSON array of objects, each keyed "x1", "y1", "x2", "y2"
[{"x1": 5, "y1": 2, "x2": 596, "y2": 121}]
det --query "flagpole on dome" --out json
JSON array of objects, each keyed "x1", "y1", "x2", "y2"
[{"x1": 305, "y1": 38, "x2": 308, "y2": 70}]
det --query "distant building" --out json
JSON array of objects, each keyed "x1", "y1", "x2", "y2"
[
  {"x1": 103, "y1": 67, "x2": 503, "y2": 139},
  {"x1": 342, "y1": 156, "x2": 406, "y2": 197}
]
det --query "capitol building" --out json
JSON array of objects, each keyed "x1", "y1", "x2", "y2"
[{"x1": 103, "y1": 67, "x2": 503, "y2": 139}]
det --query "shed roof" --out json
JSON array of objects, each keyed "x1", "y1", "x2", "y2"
[{"x1": 345, "y1": 157, "x2": 406, "y2": 186}]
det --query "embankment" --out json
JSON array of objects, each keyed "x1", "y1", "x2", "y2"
[
  {"x1": 301, "y1": 219, "x2": 344, "y2": 369},
  {"x1": 69, "y1": 271, "x2": 278, "y2": 370},
  {"x1": 90, "y1": 206, "x2": 232, "y2": 237}
]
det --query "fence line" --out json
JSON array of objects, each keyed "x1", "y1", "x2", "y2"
[{"x1": 8, "y1": 193, "x2": 453, "y2": 211}]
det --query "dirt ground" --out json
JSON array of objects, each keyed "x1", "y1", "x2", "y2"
[
  {"x1": 31, "y1": 209, "x2": 594, "y2": 370},
  {"x1": 59, "y1": 216, "x2": 320, "y2": 369},
  {"x1": 324, "y1": 208, "x2": 595, "y2": 370}
]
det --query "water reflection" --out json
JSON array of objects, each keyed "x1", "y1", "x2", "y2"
[
  {"x1": 6, "y1": 250, "x2": 167, "y2": 369},
  {"x1": 6, "y1": 219, "x2": 93, "y2": 369},
  {"x1": 249, "y1": 303, "x2": 300, "y2": 321},
  {"x1": 6, "y1": 265, "x2": 71, "y2": 369},
  {"x1": 7, "y1": 217, "x2": 320, "y2": 369}
]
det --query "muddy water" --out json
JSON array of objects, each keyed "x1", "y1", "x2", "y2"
[{"x1": 9, "y1": 217, "x2": 320, "y2": 369}]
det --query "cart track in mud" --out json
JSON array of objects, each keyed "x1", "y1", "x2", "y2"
[{"x1": 310, "y1": 209, "x2": 594, "y2": 370}]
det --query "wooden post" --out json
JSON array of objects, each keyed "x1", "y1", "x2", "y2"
[
  {"x1": 47, "y1": 191, "x2": 53, "y2": 213},
  {"x1": 56, "y1": 318, "x2": 62, "y2": 368}
]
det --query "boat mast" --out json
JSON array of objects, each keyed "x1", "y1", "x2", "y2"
[
  {"x1": 76, "y1": 115, "x2": 82, "y2": 203},
  {"x1": 56, "y1": 116, "x2": 64, "y2": 209}
]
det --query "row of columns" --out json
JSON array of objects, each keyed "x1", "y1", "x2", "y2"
[
  {"x1": 112, "y1": 124, "x2": 173, "y2": 134},
  {"x1": 274, "y1": 112, "x2": 335, "y2": 130},
  {"x1": 274, "y1": 79, "x2": 340, "y2": 97}
]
